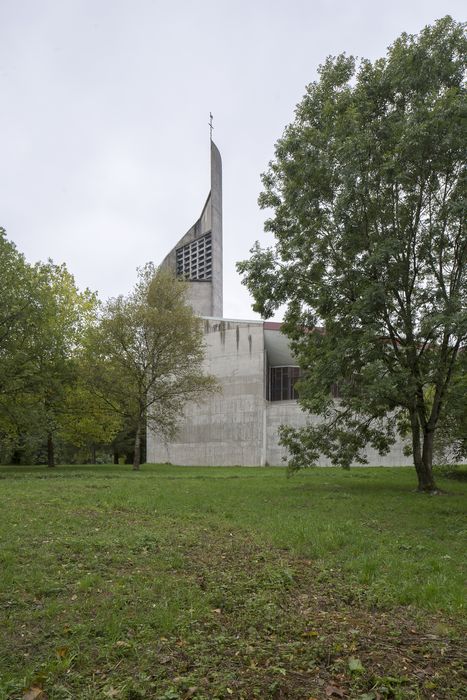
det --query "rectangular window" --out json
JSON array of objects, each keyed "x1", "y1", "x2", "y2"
[{"x1": 269, "y1": 366, "x2": 301, "y2": 401}]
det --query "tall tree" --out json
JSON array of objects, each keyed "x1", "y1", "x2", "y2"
[
  {"x1": 0, "y1": 229, "x2": 38, "y2": 400},
  {"x1": 0, "y1": 229, "x2": 104, "y2": 466},
  {"x1": 0, "y1": 229, "x2": 47, "y2": 456},
  {"x1": 84, "y1": 265, "x2": 218, "y2": 470},
  {"x1": 26, "y1": 261, "x2": 97, "y2": 467},
  {"x1": 238, "y1": 17, "x2": 466, "y2": 492}
]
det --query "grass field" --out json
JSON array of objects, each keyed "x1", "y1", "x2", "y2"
[{"x1": 0, "y1": 464, "x2": 465, "y2": 700}]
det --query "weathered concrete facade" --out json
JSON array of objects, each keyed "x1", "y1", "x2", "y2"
[
  {"x1": 147, "y1": 318, "x2": 413, "y2": 467},
  {"x1": 148, "y1": 319, "x2": 265, "y2": 466},
  {"x1": 264, "y1": 396, "x2": 411, "y2": 467}
]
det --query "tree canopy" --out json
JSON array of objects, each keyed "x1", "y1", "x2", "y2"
[
  {"x1": 26, "y1": 261, "x2": 99, "y2": 467},
  {"x1": 83, "y1": 265, "x2": 218, "y2": 470},
  {"x1": 0, "y1": 228, "x2": 105, "y2": 465},
  {"x1": 0, "y1": 229, "x2": 39, "y2": 400},
  {"x1": 238, "y1": 17, "x2": 466, "y2": 492}
]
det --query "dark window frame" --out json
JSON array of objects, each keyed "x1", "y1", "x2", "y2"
[{"x1": 268, "y1": 366, "x2": 301, "y2": 401}]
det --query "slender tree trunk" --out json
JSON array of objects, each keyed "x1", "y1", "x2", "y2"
[
  {"x1": 132, "y1": 422, "x2": 141, "y2": 471},
  {"x1": 47, "y1": 432, "x2": 55, "y2": 468},
  {"x1": 113, "y1": 451, "x2": 119, "y2": 465},
  {"x1": 418, "y1": 429, "x2": 437, "y2": 492},
  {"x1": 410, "y1": 410, "x2": 437, "y2": 492},
  {"x1": 91, "y1": 446, "x2": 96, "y2": 465}
]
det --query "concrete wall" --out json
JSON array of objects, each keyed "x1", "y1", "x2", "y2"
[
  {"x1": 265, "y1": 399, "x2": 413, "y2": 467},
  {"x1": 147, "y1": 318, "x2": 265, "y2": 466},
  {"x1": 147, "y1": 319, "x2": 414, "y2": 468},
  {"x1": 152, "y1": 139, "x2": 417, "y2": 468},
  {"x1": 265, "y1": 400, "x2": 307, "y2": 466},
  {"x1": 185, "y1": 281, "x2": 213, "y2": 317}
]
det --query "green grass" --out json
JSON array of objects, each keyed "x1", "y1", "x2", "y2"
[{"x1": 0, "y1": 464, "x2": 465, "y2": 699}]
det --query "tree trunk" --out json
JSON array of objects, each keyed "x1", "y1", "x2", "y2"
[
  {"x1": 410, "y1": 410, "x2": 437, "y2": 492},
  {"x1": 47, "y1": 432, "x2": 55, "y2": 468},
  {"x1": 113, "y1": 451, "x2": 119, "y2": 465},
  {"x1": 91, "y1": 446, "x2": 96, "y2": 464},
  {"x1": 132, "y1": 422, "x2": 141, "y2": 471},
  {"x1": 418, "y1": 429, "x2": 437, "y2": 492}
]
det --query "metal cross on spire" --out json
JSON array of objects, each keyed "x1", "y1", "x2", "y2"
[{"x1": 209, "y1": 112, "x2": 214, "y2": 140}]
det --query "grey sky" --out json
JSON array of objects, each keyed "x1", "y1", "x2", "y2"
[{"x1": 1, "y1": 1, "x2": 464, "y2": 319}]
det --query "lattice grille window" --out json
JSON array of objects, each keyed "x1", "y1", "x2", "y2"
[{"x1": 176, "y1": 233, "x2": 212, "y2": 280}]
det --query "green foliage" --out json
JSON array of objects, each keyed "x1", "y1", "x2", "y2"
[
  {"x1": 238, "y1": 17, "x2": 467, "y2": 490},
  {"x1": 0, "y1": 228, "x2": 39, "y2": 401},
  {"x1": 56, "y1": 381, "x2": 123, "y2": 454},
  {"x1": 25, "y1": 261, "x2": 99, "y2": 465},
  {"x1": 0, "y1": 228, "x2": 113, "y2": 465},
  {"x1": 84, "y1": 265, "x2": 219, "y2": 469},
  {"x1": 433, "y1": 349, "x2": 467, "y2": 462}
]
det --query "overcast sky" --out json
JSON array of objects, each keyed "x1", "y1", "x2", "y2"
[{"x1": 1, "y1": 1, "x2": 464, "y2": 319}]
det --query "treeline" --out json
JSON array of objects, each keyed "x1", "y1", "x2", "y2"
[
  {"x1": 0, "y1": 228, "x2": 129, "y2": 465},
  {"x1": 0, "y1": 228, "x2": 217, "y2": 469}
]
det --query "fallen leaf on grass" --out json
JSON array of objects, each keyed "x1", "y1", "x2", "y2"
[
  {"x1": 325, "y1": 685, "x2": 345, "y2": 698},
  {"x1": 55, "y1": 646, "x2": 69, "y2": 659},
  {"x1": 348, "y1": 656, "x2": 364, "y2": 673},
  {"x1": 23, "y1": 689, "x2": 46, "y2": 700}
]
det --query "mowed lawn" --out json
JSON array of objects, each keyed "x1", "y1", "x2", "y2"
[{"x1": 0, "y1": 465, "x2": 465, "y2": 700}]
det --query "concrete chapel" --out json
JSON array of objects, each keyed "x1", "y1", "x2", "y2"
[{"x1": 146, "y1": 140, "x2": 411, "y2": 467}]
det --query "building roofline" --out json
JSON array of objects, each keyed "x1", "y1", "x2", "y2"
[{"x1": 201, "y1": 315, "x2": 265, "y2": 325}]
